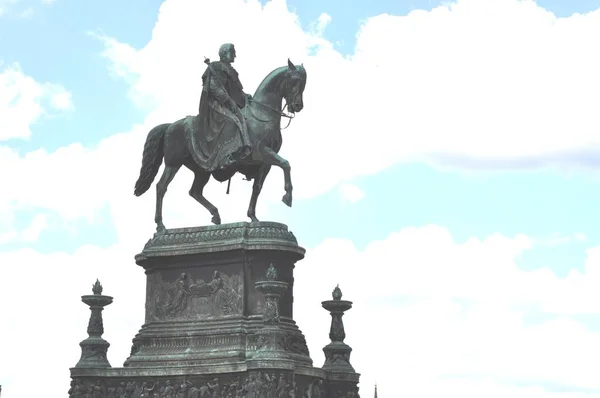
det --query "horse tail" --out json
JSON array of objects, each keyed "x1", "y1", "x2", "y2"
[{"x1": 134, "y1": 123, "x2": 168, "y2": 197}]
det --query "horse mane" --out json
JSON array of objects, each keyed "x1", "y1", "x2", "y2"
[
  {"x1": 255, "y1": 63, "x2": 307, "y2": 94},
  {"x1": 255, "y1": 66, "x2": 287, "y2": 94}
]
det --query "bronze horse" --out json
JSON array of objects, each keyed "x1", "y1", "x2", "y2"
[{"x1": 134, "y1": 60, "x2": 307, "y2": 234}]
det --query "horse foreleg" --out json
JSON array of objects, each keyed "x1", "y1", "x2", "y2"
[
  {"x1": 189, "y1": 168, "x2": 221, "y2": 225},
  {"x1": 247, "y1": 165, "x2": 271, "y2": 222},
  {"x1": 261, "y1": 147, "x2": 292, "y2": 207},
  {"x1": 155, "y1": 164, "x2": 181, "y2": 234}
]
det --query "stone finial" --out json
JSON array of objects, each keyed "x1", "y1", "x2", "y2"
[
  {"x1": 75, "y1": 280, "x2": 113, "y2": 368},
  {"x1": 332, "y1": 284, "x2": 342, "y2": 300},
  {"x1": 266, "y1": 263, "x2": 278, "y2": 281},
  {"x1": 251, "y1": 266, "x2": 293, "y2": 365},
  {"x1": 321, "y1": 287, "x2": 355, "y2": 374},
  {"x1": 92, "y1": 279, "x2": 103, "y2": 295}
]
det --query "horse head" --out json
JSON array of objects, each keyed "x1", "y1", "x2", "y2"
[{"x1": 284, "y1": 59, "x2": 307, "y2": 113}]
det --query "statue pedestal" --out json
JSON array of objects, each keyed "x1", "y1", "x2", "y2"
[
  {"x1": 124, "y1": 221, "x2": 312, "y2": 371},
  {"x1": 69, "y1": 222, "x2": 333, "y2": 397}
]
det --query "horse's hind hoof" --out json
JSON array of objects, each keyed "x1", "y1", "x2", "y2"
[
  {"x1": 155, "y1": 225, "x2": 167, "y2": 236},
  {"x1": 211, "y1": 214, "x2": 222, "y2": 225},
  {"x1": 282, "y1": 194, "x2": 292, "y2": 207}
]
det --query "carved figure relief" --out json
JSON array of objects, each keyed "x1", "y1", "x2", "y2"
[
  {"x1": 263, "y1": 296, "x2": 280, "y2": 323},
  {"x1": 82, "y1": 345, "x2": 107, "y2": 361},
  {"x1": 307, "y1": 380, "x2": 323, "y2": 398},
  {"x1": 149, "y1": 270, "x2": 243, "y2": 320},
  {"x1": 139, "y1": 380, "x2": 156, "y2": 398},
  {"x1": 280, "y1": 333, "x2": 310, "y2": 356},
  {"x1": 160, "y1": 380, "x2": 176, "y2": 397},
  {"x1": 123, "y1": 380, "x2": 135, "y2": 397},
  {"x1": 70, "y1": 372, "x2": 318, "y2": 398},
  {"x1": 90, "y1": 380, "x2": 103, "y2": 398},
  {"x1": 116, "y1": 382, "x2": 126, "y2": 397},
  {"x1": 69, "y1": 379, "x2": 85, "y2": 398}
]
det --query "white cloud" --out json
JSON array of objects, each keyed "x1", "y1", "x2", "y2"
[
  {"x1": 338, "y1": 182, "x2": 365, "y2": 203},
  {"x1": 3, "y1": 0, "x2": 600, "y2": 396},
  {"x1": 309, "y1": 12, "x2": 331, "y2": 36},
  {"x1": 88, "y1": 0, "x2": 600, "y2": 204},
  {"x1": 0, "y1": 213, "x2": 48, "y2": 243},
  {"x1": 19, "y1": 213, "x2": 48, "y2": 241},
  {"x1": 3, "y1": 0, "x2": 600, "y2": 224},
  {"x1": 0, "y1": 0, "x2": 18, "y2": 16},
  {"x1": 539, "y1": 232, "x2": 588, "y2": 246},
  {"x1": 45, "y1": 84, "x2": 74, "y2": 111},
  {"x1": 0, "y1": 244, "x2": 146, "y2": 397},
  {"x1": 19, "y1": 6, "x2": 32, "y2": 17},
  {"x1": 294, "y1": 225, "x2": 600, "y2": 398},
  {"x1": 0, "y1": 63, "x2": 73, "y2": 140}
]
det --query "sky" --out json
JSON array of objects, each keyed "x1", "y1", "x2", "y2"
[{"x1": 2, "y1": 0, "x2": 600, "y2": 396}]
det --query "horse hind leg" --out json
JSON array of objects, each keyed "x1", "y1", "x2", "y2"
[
  {"x1": 155, "y1": 164, "x2": 181, "y2": 234},
  {"x1": 189, "y1": 167, "x2": 221, "y2": 225},
  {"x1": 247, "y1": 165, "x2": 270, "y2": 222}
]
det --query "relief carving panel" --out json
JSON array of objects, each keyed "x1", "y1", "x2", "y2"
[{"x1": 147, "y1": 270, "x2": 243, "y2": 321}]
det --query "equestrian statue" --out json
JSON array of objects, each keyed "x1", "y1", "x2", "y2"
[{"x1": 133, "y1": 43, "x2": 307, "y2": 234}]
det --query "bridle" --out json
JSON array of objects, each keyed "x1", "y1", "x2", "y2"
[
  {"x1": 248, "y1": 99, "x2": 295, "y2": 130},
  {"x1": 246, "y1": 72, "x2": 301, "y2": 130}
]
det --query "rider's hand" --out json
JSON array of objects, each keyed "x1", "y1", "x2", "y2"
[{"x1": 227, "y1": 98, "x2": 237, "y2": 112}]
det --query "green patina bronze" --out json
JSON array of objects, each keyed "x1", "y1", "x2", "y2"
[{"x1": 133, "y1": 43, "x2": 307, "y2": 234}]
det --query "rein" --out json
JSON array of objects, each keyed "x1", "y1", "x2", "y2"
[{"x1": 247, "y1": 98, "x2": 295, "y2": 130}]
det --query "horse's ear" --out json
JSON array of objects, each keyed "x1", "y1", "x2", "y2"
[{"x1": 287, "y1": 58, "x2": 297, "y2": 71}]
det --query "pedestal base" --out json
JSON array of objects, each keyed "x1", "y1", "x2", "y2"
[
  {"x1": 323, "y1": 341, "x2": 356, "y2": 373},
  {"x1": 76, "y1": 337, "x2": 111, "y2": 368},
  {"x1": 69, "y1": 222, "x2": 360, "y2": 398},
  {"x1": 122, "y1": 222, "x2": 312, "y2": 371}
]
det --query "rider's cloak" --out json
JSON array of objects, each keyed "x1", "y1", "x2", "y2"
[{"x1": 190, "y1": 61, "x2": 252, "y2": 174}]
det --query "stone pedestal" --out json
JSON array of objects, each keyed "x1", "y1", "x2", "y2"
[
  {"x1": 124, "y1": 222, "x2": 312, "y2": 371},
  {"x1": 70, "y1": 222, "x2": 335, "y2": 397}
]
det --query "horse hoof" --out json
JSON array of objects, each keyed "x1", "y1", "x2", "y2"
[
  {"x1": 155, "y1": 225, "x2": 167, "y2": 236},
  {"x1": 282, "y1": 194, "x2": 292, "y2": 207},
  {"x1": 249, "y1": 216, "x2": 259, "y2": 223},
  {"x1": 211, "y1": 214, "x2": 222, "y2": 225}
]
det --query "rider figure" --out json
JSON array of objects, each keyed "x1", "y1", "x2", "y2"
[
  {"x1": 200, "y1": 43, "x2": 252, "y2": 113},
  {"x1": 199, "y1": 43, "x2": 253, "y2": 170}
]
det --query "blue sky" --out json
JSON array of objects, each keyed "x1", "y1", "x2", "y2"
[
  {"x1": 4, "y1": 0, "x2": 600, "y2": 254},
  {"x1": 3, "y1": 0, "x2": 600, "y2": 397},
  {"x1": 6, "y1": 0, "x2": 600, "y2": 154}
]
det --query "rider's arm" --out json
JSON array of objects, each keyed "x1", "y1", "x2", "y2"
[{"x1": 208, "y1": 70, "x2": 230, "y2": 105}]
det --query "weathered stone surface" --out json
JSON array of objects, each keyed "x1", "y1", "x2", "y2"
[
  {"x1": 70, "y1": 222, "x2": 361, "y2": 398},
  {"x1": 138, "y1": 221, "x2": 303, "y2": 258},
  {"x1": 321, "y1": 285, "x2": 361, "y2": 396},
  {"x1": 117, "y1": 222, "x2": 311, "y2": 370},
  {"x1": 75, "y1": 280, "x2": 113, "y2": 369}
]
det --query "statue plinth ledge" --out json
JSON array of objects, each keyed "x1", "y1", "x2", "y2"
[{"x1": 137, "y1": 221, "x2": 305, "y2": 260}]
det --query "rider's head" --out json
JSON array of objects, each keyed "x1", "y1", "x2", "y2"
[{"x1": 219, "y1": 43, "x2": 236, "y2": 63}]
